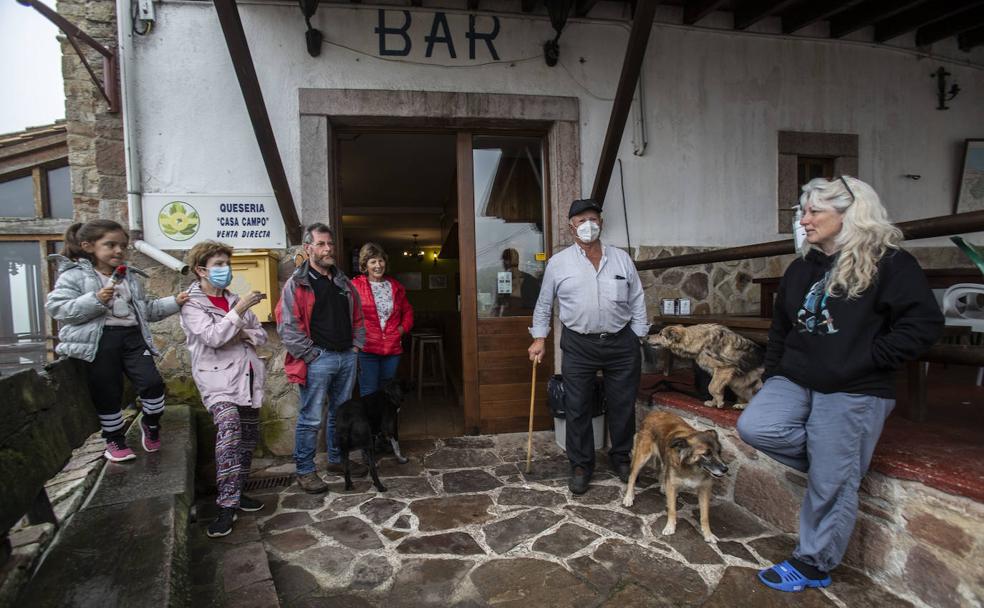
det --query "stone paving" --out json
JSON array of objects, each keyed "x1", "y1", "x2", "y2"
[{"x1": 197, "y1": 431, "x2": 915, "y2": 608}]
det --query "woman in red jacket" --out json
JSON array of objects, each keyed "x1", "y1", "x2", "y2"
[{"x1": 351, "y1": 242, "x2": 414, "y2": 396}]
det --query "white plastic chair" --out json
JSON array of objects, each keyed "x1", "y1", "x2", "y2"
[{"x1": 942, "y1": 283, "x2": 984, "y2": 385}]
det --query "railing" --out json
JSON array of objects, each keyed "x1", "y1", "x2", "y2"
[{"x1": 635, "y1": 210, "x2": 984, "y2": 270}]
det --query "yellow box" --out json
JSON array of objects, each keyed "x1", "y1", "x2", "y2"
[{"x1": 230, "y1": 250, "x2": 280, "y2": 323}]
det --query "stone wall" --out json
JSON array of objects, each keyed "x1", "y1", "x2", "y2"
[
  {"x1": 57, "y1": 0, "x2": 126, "y2": 221},
  {"x1": 649, "y1": 400, "x2": 984, "y2": 608},
  {"x1": 637, "y1": 245, "x2": 977, "y2": 318}
]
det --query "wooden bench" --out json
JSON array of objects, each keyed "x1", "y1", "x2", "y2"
[{"x1": 654, "y1": 314, "x2": 984, "y2": 422}]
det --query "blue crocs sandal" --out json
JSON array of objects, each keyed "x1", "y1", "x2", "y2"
[{"x1": 758, "y1": 560, "x2": 832, "y2": 592}]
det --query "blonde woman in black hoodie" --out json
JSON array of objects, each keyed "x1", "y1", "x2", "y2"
[{"x1": 737, "y1": 176, "x2": 943, "y2": 593}]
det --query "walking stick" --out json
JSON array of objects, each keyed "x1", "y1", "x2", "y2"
[{"x1": 525, "y1": 359, "x2": 538, "y2": 473}]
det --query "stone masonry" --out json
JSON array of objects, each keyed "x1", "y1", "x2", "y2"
[
  {"x1": 189, "y1": 429, "x2": 920, "y2": 608},
  {"x1": 652, "y1": 396, "x2": 984, "y2": 608}
]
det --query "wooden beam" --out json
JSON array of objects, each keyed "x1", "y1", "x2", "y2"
[
  {"x1": 635, "y1": 209, "x2": 984, "y2": 270},
  {"x1": 781, "y1": 0, "x2": 866, "y2": 34},
  {"x1": 734, "y1": 0, "x2": 799, "y2": 30},
  {"x1": 468, "y1": 0, "x2": 479, "y2": 9},
  {"x1": 410, "y1": 0, "x2": 422, "y2": 5},
  {"x1": 683, "y1": 0, "x2": 727, "y2": 25},
  {"x1": 575, "y1": 0, "x2": 598, "y2": 17},
  {"x1": 829, "y1": 0, "x2": 925, "y2": 38},
  {"x1": 915, "y1": 5, "x2": 984, "y2": 45},
  {"x1": 874, "y1": 0, "x2": 980, "y2": 43},
  {"x1": 521, "y1": 0, "x2": 536, "y2": 13},
  {"x1": 958, "y1": 23, "x2": 984, "y2": 48},
  {"x1": 212, "y1": 0, "x2": 302, "y2": 245},
  {"x1": 591, "y1": 0, "x2": 658, "y2": 206}
]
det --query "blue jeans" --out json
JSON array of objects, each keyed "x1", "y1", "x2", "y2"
[
  {"x1": 294, "y1": 349, "x2": 357, "y2": 473},
  {"x1": 358, "y1": 352, "x2": 401, "y2": 397},
  {"x1": 736, "y1": 376, "x2": 894, "y2": 572}
]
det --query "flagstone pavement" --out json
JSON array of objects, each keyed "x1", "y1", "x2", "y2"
[{"x1": 189, "y1": 432, "x2": 914, "y2": 608}]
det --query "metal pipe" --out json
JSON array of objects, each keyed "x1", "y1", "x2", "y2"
[
  {"x1": 134, "y1": 240, "x2": 190, "y2": 274},
  {"x1": 636, "y1": 210, "x2": 984, "y2": 270},
  {"x1": 117, "y1": 0, "x2": 143, "y2": 237}
]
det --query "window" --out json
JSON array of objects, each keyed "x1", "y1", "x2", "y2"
[
  {"x1": 0, "y1": 242, "x2": 47, "y2": 374},
  {"x1": 778, "y1": 132, "x2": 858, "y2": 233},
  {"x1": 47, "y1": 166, "x2": 73, "y2": 219},
  {"x1": 0, "y1": 175, "x2": 36, "y2": 217},
  {"x1": 0, "y1": 164, "x2": 72, "y2": 220}
]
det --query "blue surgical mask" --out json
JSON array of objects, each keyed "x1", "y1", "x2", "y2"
[{"x1": 207, "y1": 266, "x2": 232, "y2": 289}]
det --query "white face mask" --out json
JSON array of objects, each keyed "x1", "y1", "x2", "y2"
[{"x1": 575, "y1": 220, "x2": 601, "y2": 243}]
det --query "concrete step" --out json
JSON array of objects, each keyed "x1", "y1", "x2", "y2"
[
  {"x1": 17, "y1": 405, "x2": 196, "y2": 608},
  {"x1": 189, "y1": 499, "x2": 280, "y2": 608}
]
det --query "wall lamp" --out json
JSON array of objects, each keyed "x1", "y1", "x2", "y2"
[
  {"x1": 544, "y1": 0, "x2": 573, "y2": 67},
  {"x1": 931, "y1": 67, "x2": 960, "y2": 111},
  {"x1": 298, "y1": 0, "x2": 322, "y2": 57}
]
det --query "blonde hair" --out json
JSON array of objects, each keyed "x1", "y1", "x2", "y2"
[
  {"x1": 799, "y1": 176, "x2": 902, "y2": 299},
  {"x1": 358, "y1": 242, "x2": 388, "y2": 273}
]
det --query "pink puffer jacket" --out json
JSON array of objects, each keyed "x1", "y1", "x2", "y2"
[{"x1": 179, "y1": 282, "x2": 267, "y2": 409}]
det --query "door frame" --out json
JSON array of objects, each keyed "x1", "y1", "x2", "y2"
[{"x1": 299, "y1": 89, "x2": 581, "y2": 433}]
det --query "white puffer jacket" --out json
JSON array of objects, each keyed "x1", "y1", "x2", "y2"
[{"x1": 45, "y1": 255, "x2": 180, "y2": 362}]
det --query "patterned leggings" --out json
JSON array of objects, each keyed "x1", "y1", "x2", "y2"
[{"x1": 210, "y1": 402, "x2": 259, "y2": 508}]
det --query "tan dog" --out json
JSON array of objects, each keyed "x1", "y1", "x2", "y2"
[
  {"x1": 649, "y1": 324, "x2": 764, "y2": 409},
  {"x1": 622, "y1": 410, "x2": 728, "y2": 543}
]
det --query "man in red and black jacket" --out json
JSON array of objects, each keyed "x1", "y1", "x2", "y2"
[{"x1": 275, "y1": 223, "x2": 366, "y2": 494}]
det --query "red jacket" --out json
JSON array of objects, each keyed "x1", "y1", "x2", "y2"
[
  {"x1": 275, "y1": 262, "x2": 365, "y2": 385},
  {"x1": 351, "y1": 275, "x2": 414, "y2": 356}
]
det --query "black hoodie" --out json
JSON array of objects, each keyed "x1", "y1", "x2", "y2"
[{"x1": 764, "y1": 248, "x2": 943, "y2": 398}]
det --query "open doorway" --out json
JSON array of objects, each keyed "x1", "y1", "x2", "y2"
[{"x1": 336, "y1": 131, "x2": 463, "y2": 439}]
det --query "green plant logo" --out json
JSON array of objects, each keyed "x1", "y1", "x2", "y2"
[{"x1": 158, "y1": 201, "x2": 200, "y2": 241}]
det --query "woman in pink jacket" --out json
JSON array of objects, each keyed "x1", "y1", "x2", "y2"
[{"x1": 180, "y1": 241, "x2": 268, "y2": 538}]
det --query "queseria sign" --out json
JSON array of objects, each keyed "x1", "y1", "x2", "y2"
[{"x1": 142, "y1": 194, "x2": 287, "y2": 250}]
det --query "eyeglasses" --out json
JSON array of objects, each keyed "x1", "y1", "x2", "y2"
[{"x1": 838, "y1": 176, "x2": 856, "y2": 201}]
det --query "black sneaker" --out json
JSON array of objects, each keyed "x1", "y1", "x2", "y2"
[
  {"x1": 238, "y1": 495, "x2": 265, "y2": 512},
  {"x1": 206, "y1": 507, "x2": 237, "y2": 538}
]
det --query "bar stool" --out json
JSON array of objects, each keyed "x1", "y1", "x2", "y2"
[{"x1": 411, "y1": 330, "x2": 447, "y2": 400}]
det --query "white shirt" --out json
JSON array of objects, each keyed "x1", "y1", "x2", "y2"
[{"x1": 530, "y1": 242, "x2": 649, "y2": 338}]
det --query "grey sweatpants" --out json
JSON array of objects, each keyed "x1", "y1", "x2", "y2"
[{"x1": 736, "y1": 376, "x2": 895, "y2": 572}]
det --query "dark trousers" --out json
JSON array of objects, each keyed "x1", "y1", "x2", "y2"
[
  {"x1": 86, "y1": 326, "x2": 167, "y2": 439},
  {"x1": 560, "y1": 325, "x2": 641, "y2": 474}
]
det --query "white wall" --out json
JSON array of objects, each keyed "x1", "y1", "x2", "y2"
[{"x1": 132, "y1": 2, "x2": 984, "y2": 249}]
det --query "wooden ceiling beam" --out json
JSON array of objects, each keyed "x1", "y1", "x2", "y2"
[
  {"x1": 212, "y1": 0, "x2": 302, "y2": 245},
  {"x1": 467, "y1": 0, "x2": 479, "y2": 9},
  {"x1": 734, "y1": 0, "x2": 799, "y2": 30},
  {"x1": 410, "y1": 0, "x2": 422, "y2": 5},
  {"x1": 781, "y1": 0, "x2": 866, "y2": 34},
  {"x1": 521, "y1": 0, "x2": 537, "y2": 13},
  {"x1": 958, "y1": 23, "x2": 984, "y2": 49},
  {"x1": 915, "y1": 5, "x2": 984, "y2": 45},
  {"x1": 682, "y1": 0, "x2": 726, "y2": 25},
  {"x1": 591, "y1": 0, "x2": 658, "y2": 205},
  {"x1": 873, "y1": 0, "x2": 982, "y2": 43},
  {"x1": 829, "y1": 0, "x2": 925, "y2": 38}
]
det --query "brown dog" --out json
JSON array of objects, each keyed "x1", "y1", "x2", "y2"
[
  {"x1": 622, "y1": 410, "x2": 728, "y2": 543},
  {"x1": 649, "y1": 324, "x2": 764, "y2": 409}
]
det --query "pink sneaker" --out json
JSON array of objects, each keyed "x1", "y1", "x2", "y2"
[
  {"x1": 104, "y1": 437, "x2": 136, "y2": 462},
  {"x1": 140, "y1": 419, "x2": 161, "y2": 453}
]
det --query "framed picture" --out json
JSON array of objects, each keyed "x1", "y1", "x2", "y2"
[
  {"x1": 428, "y1": 273, "x2": 447, "y2": 289},
  {"x1": 396, "y1": 272, "x2": 422, "y2": 291},
  {"x1": 956, "y1": 139, "x2": 984, "y2": 213}
]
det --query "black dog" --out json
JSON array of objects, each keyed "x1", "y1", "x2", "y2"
[{"x1": 335, "y1": 379, "x2": 407, "y2": 492}]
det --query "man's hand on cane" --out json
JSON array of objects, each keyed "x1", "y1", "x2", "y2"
[{"x1": 528, "y1": 338, "x2": 545, "y2": 364}]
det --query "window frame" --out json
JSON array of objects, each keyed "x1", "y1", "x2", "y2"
[{"x1": 777, "y1": 131, "x2": 859, "y2": 233}]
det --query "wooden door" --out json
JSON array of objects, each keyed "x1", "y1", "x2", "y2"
[{"x1": 457, "y1": 132, "x2": 554, "y2": 434}]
